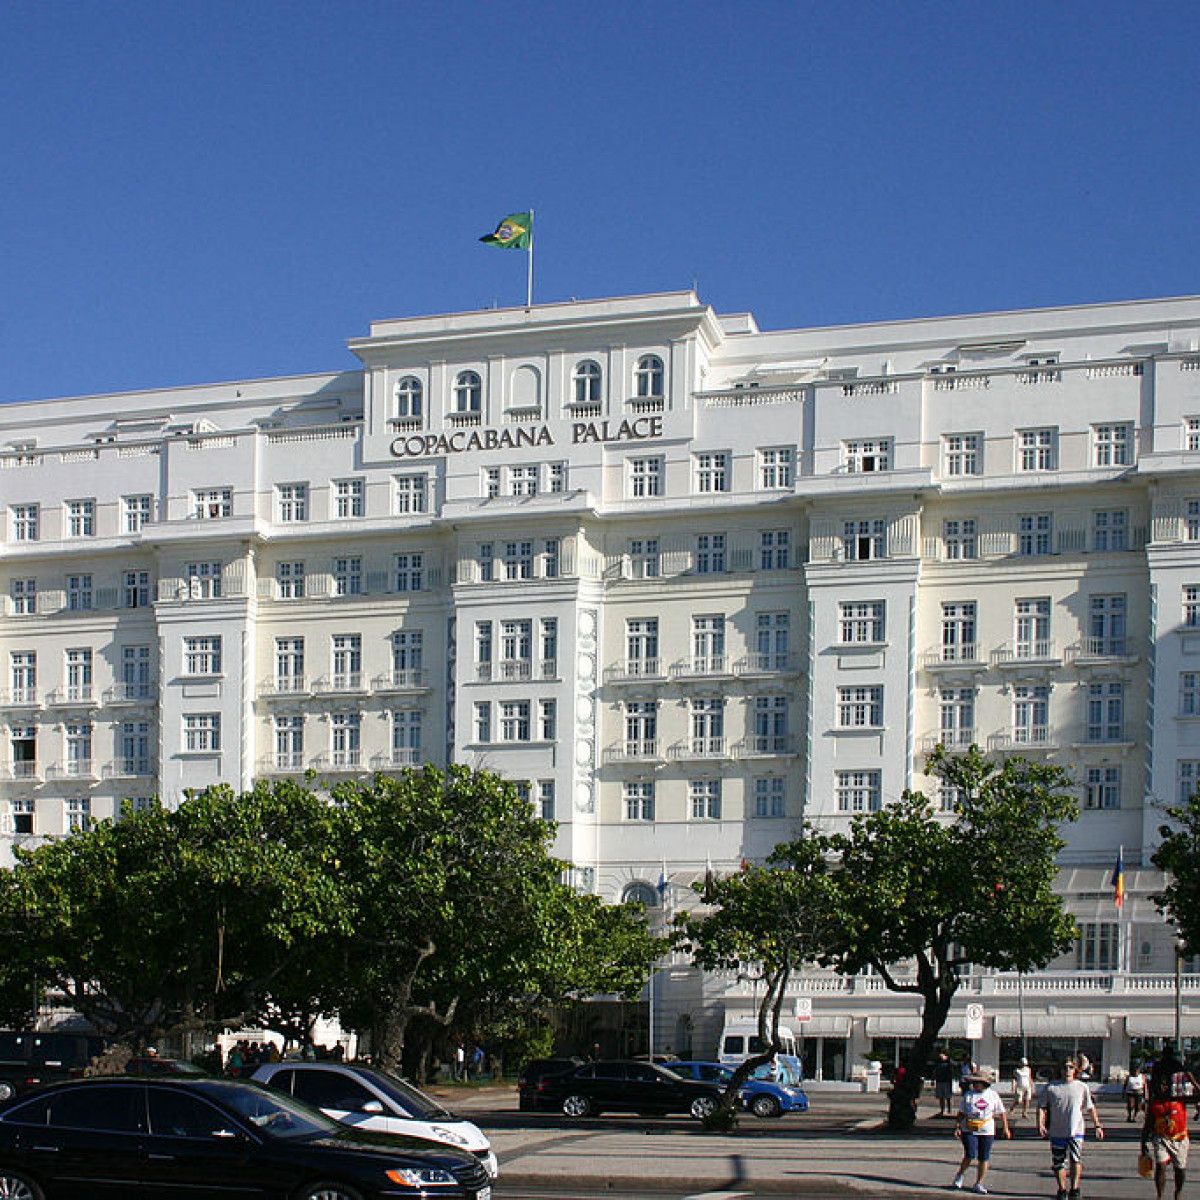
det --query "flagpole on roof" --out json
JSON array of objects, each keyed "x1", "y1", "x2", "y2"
[{"x1": 526, "y1": 207, "x2": 535, "y2": 309}]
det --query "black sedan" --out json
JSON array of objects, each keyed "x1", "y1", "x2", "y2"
[
  {"x1": 0, "y1": 1076, "x2": 492, "y2": 1200},
  {"x1": 532, "y1": 1059, "x2": 723, "y2": 1119}
]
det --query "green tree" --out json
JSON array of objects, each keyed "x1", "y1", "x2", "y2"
[
  {"x1": 781, "y1": 746, "x2": 1078, "y2": 1130},
  {"x1": 1152, "y1": 787, "x2": 1200, "y2": 956},
  {"x1": 674, "y1": 840, "x2": 835, "y2": 1129}
]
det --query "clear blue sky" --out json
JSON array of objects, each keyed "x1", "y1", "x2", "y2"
[{"x1": 0, "y1": 1, "x2": 1195, "y2": 402}]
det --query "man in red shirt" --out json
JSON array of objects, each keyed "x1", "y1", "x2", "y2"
[{"x1": 1143, "y1": 1052, "x2": 1200, "y2": 1199}]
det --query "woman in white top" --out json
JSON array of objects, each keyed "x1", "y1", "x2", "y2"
[{"x1": 1013, "y1": 1057, "x2": 1034, "y2": 1119}]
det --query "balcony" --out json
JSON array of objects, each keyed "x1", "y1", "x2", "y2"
[
  {"x1": 102, "y1": 758, "x2": 156, "y2": 779},
  {"x1": 602, "y1": 740, "x2": 661, "y2": 764},
  {"x1": 46, "y1": 760, "x2": 97, "y2": 781},
  {"x1": 310, "y1": 674, "x2": 367, "y2": 695},
  {"x1": 0, "y1": 762, "x2": 40, "y2": 781},
  {"x1": 989, "y1": 727, "x2": 1056, "y2": 752},
  {"x1": 919, "y1": 730, "x2": 977, "y2": 753},
  {"x1": 668, "y1": 737, "x2": 727, "y2": 760},
  {"x1": 496, "y1": 661, "x2": 533, "y2": 682},
  {"x1": 44, "y1": 686, "x2": 97, "y2": 707},
  {"x1": 372, "y1": 670, "x2": 427, "y2": 693},
  {"x1": 0, "y1": 688, "x2": 40, "y2": 708},
  {"x1": 734, "y1": 654, "x2": 798, "y2": 677},
  {"x1": 1074, "y1": 726, "x2": 1134, "y2": 749},
  {"x1": 447, "y1": 411, "x2": 482, "y2": 428},
  {"x1": 369, "y1": 749, "x2": 421, "y2": 769},
  {"x1": 920, "y1": 645, "x2": 983, "y2": 671},
  {"x1": 604, "y1": 659, "x2": 664, "y2": 684},
  {"x1": 992, "y1": 641, "x2": 1061, "y2": 668},
  {"x1": 670, "y1": 656, "x2": 730, "y2": 680},
  {"x1": 733, "y1": 735, "x2": 797, "y2": 758},
  {"x1": 1067, "y1": 638, "x2": 1138, "y2": 665},
  {"x1": 103, "y1": 683, "x2": 157, "y2": 705},
  {"x1": 388, "y1": 416, "x2": 423, "y2": 432},
  {"x1": 256, "y1": 753, "x2": 306, "y2": 774},
  {"x1": 503, "y1": 406, "x2": 542, "y2": 424},
  {"x1": 311, "y1": 751, "x2": 362, "y2": 771},
  {"x1": 259, "y1": 676, "x2": 309, "y2": 699},
  {"x1": 626, "y1": 396, "x2": 664, "y2": 413}
]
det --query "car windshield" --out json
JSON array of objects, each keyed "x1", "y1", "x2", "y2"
[
  {"x1": 351, "y1": 1067, "x2": 451, "y2": 1120},
  {"x1": 194, "y1": 1082, "x2": 336, "y2": 1140}
]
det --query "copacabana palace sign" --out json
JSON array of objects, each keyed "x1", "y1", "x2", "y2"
[{"x1": 390, "y1": 415, "x2": 663, "y2": 459}]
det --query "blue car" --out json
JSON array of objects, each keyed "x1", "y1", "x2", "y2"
[{"x1": 662, "y1": 1059, "x2": 809, "y2": 1118}]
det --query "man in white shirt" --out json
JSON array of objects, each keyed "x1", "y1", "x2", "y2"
[
  {"x1": 1013, "y1": 1057, "x2": 1034, "y2": 1119},
  {"x1": 953, "y1": 1073, "x2": 1012, "y2": 1194},
  {"x1": 1038, "y1": 1059, "x2": 1105, "y2": 1200}
]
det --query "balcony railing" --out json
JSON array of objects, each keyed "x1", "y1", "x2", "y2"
[
  {"x1": 0, "y1": 762, "x2": 39, "y2": 780},
  {"x1": 602, "y1": 740, "x2": 661, "y2": 764},
  {"x1": 103, "y1": 683, "x2": 157, "y2": 704},
  {"x1": 0, "y1": 688, "x2": 40, "y2": 707},
  {"x1": 45, "y1": 686, "x2": 96, "y2": 706},
  {"x1": 447, "y1": 411, "x2": 482, "y2": 427},
  {"x1": 920, "y1": 730, "x2": 977, "y2": 752},
  {"x1": 1068, "y1": 637, "x2": 1134, "y2": 662},
  {"x1": 260, "y1": 676, "x2": 309, "y2": 698},
  {"x1": 626, "y1": 396, "x2": 665, "y2": 413},
  {"x1": 604, "y1": 659, "x2": 664, "y2": 683},
  {"x1": 103, "y1": 758, "x2": 156, "y2": 779},
  {"x1": 670, "y1": 656, "x2": 729, "y2": 679},
  {"x1": 992, "y1": 641, "x2": 1059, "y2": 666},
  {"x1": 256, "y1": 753, "x2": 306, "y2": 774},
  {"x1": 46, "y1": 760, "x2": 96, "y2": 780},
  {"x1": 372, "y1": 669, "x2": 426, "y2": 692},
  {"x1": 370, "y1": 749, "x2": 421, "y2": 769},
  {"x1": 733, "y1": 735, "x2": 796, "y2": 757},
  {"x1": 312, "y1": 751, "x2": 362, "y2": 771},
  {"x1": 497, "y1": 661, "x2": 533, "y2": 682},
  {"x1": 668, "y1": 737, "x2": 727, "y2": 760},
  {"x1": 990, "y1": 726, "x2": 1055, "y2": 751},
  {"x1": 921, "y1": 644, "x2": 981, "y2": 669},
  {"x1": 311, "y1": 674, "x2": 366, "y2": 694},
  {"x1": 734, "y1": 654, "x2": 797, "y2": 676}
]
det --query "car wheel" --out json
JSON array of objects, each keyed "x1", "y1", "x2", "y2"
[
  {"x1": 690, "y1": 1095, "x2": 719, "y2": 1120},
  {"x1": 750, "y1": 1094, "x2": 782, "y2": 1118},
  {"x1": 294, "y1": 1184, "x2": 365, "y2": 1200},
  {"x1": 0, "y1": 1171, "x2": 45, "y2": 1200},
  {"x1": 0, "y1": 1082, "x2": 13, "y2": 1102},
  {"x1": 561, "y1": 1093, "x2": 592, "y2": 1117}
]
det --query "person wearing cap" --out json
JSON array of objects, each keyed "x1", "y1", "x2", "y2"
[
  {"x1": 1013, "y1": 1056, "x2": 1034, "y2": 1119},
  {"x1": 953, "y1": 1071, "x2": 1012, "y2": 1194},
  {"x1": 1038, "y1": 1059, "x2": 1104, "y2": 1200}
]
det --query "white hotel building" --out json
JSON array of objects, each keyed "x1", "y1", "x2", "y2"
[{"x1": 2, "y1": 290, "x2": 1200, "y2": 1078}]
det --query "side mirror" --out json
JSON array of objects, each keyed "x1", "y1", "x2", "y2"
[
  {"x1": 211, "y1": 1128, "x2": 243, "y2": 1141},
  {"x1": 360, "y1": 1099, "x2": 384, "y2": 1114}
]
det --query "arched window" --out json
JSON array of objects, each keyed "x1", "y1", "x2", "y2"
[
  {"x1": 622, "y1": 881, "x2": 660, "y2": 908},
  {"x1": 635, "y1": 354, "x2": 664, "y2": 399},
  {"x1": 453, "y1": 370, "x2": 482, "y2": 413},
  {"x1": 394, "y1": 376, "x2": 423, "y2": 419},
  {"x1": 573, "y1": 360, "x2": 602, "y2": 405}
]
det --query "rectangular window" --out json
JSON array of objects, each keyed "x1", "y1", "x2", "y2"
[
  {"x1": 394, "y1": 552, "x2": 423, "y2": 592},
  {"x1": 1018, "y1": 512, "x2": 1053, "y2": 556},
  {"x1": 330, "y1": 713, "x2": 361, "y2": 766},
  {"x1": 623, "y1": 781, "x2": 655, "y2": 822},
  {"x1": 1185, "y1": 586, "x2": 1200, "y2": 629},
  {"x1": 943, "y1": 518, "x2": 978, "y2": 560},
  {"x1": 626, "y1": 618, "x2": 659, "y2": 675},
  {"x1": 837, "y1": 686, "x2": 883, "y2": 729},
  {"x1": 1017, "y1": 427, "x2": 1058, "y2": 472},
  {"x1": 276, "y1": 483, "x2": 309, "y2": 523},
  {"x1": 629, "y1": 537, "x2": 660, "y2": 579},
  {"x1": 334, "y1": 478, "x2": 365, "y2": 519},
  {"x1": 508, "y1": 465, "x2": 538, "y2": 497},
  {"x1": 66, "y1": 574, "x2": 93, "y2": 611},
  {"x1": 65, "y1": 648, "x2": 92, "y2": 701},
  {"x1": 1182, "y1": 672, "x2": 1200, "y2": 717},
  {"x1": 542, "y1": 538, "x2": 560, "y2": 579},
  {"x1": 759, "y1": 447, "x2": 794, "y2": 489},
  {"x1": 842, "y1": 519, "x2": 886, "y2": 561},
  {"x1": 1085, "y1": 766, "x2": 1122, "y2": 810},
  {"x1": 66, "y1": 796, "x2": 91, "y2": 832},
  {"x1": 9, "y1": 726, "x2": 36, "y2": 781},
  {"x1": 500, "y1": 700, "x2": 531, "y2": 742},
  {"x1": 333, "y1": 556, "x2": 363, "y2": 596},
  {"x1": 191, "y1": 488, "x2": 232, "y2": 520},
  {"x1": 540, "y1": 618, "x2": 558, "y2": 678},
  {"x1": 331, "y1": 634, "x2": 362, "y2": 688},
  {"x1": 760, "y1": 529, "x2": 791, "y2": 570},
  {"x1": 695, "y1": 451, "x2": 731, "y2": 494},
  {"x1": 836, "y1": 769, "x2": 881, "y2": 812},
  {"x1": 10, "y1": 652, "x2": 36, "y2": 704},
  {"x1": 482, "y1": 467, "x2": 500, "y2": 499},
  {"x1": 1186, "y1": 498, "x2": 1200, "y2": 542},
  {"x1": 689, "y1": 779, "x2": 722, "y2": 820},
  {"x1": 275, "y1": 638, "x2": 305, "y2": 690},
  {"x1": 943, "y1": 433, "x2": 982, "y2": 477},
  {"x1": 941, "y1": 602, "x2": 977, "y2": 662},
  {"x1": 393, "y1": 474, "x2": 427, "y2": 514},
  {"x1": 275, "y1": 715, "x2": 304, "y2": 769},
  {"x1": 65, "y1": 721, "x2": 93, "y2": 772},
  {"x1": 390, "y1": 710, "x2": 421, "y2": 764},
  {"x1": 9, "y1": 797, "x2": 34, "y2": 835},
  {"x1": 754, "y1": 777, "x2": 786, "y2": 818},
  {"x1": 185, "y1": 561, "x2": 222, "y2": 599},
  {"x1": 119, "y1": 721, "x2": 152, "y2": 776},
  {"x1": 1093, "y1": 508, "x2": 1129, "y2": 551},
  {"x1": 11, "y1": 503, "x2": 39, "y2": 542},
  {"x1": 691, "y1": 615, "x2": 726, "y2": 671},
  {"x1": 1188, "y1": 417, "x2": 1200, "y2": 452},
  {"x1": 690, "y1": 698, "x2": 725, "y2": 753},
  {"x1": 474, "y1": 701, "x2": 492, "y2": 743},
  {"x1": 696, "y1": 533, "x2": 726, "y2": 574},
  {"x1": 183, "y1": 636, "x2": 222, "y2": 676},
  {"x1": 10, "y1": 578, "x2": 36, "y2": 615},
  {"x1": 538, "y1": 699, "x2": 557, "y2": 741},
  {"x1": 843, "y1": 439, "x2": 892, "y2": 473},
  {"x1": 123, "y1": 569, "x2": 150, "y2": 609},
  {"x1": 391, "y1": 630, "x2": 423, "y2": 677},
  {"x1": 1180, "y1": 760, "x2": 1200, "y2": 803},
  {"x1": 840, "y1": 600, "x2": 885, "y2": 644},
  {"x1": 184, "y1": 713, "x2": 221, "y2": 752},
  {"x1": 474, "y1": 621, "x2": 493, "y2": 678},
  {"x1": 1014, "y1": 598, "x2": 1051, "y2": 657},
  {"x1": 546, "y1": 462, "x2": 567, "y2": 494},
  {"x1": 1076, "y1": 922, "x2": 1120, "y2": 971},
  {"x1": 66, "y1": 499, "x2": 96, "y2": 537},
  {"x1": 1012, "y1": 684, "x2": 1050, "y2": 743},
  {"x1": 276, "y1": 560, "x2": 305, "y2": 599},
  {"x1": 123, "y1": 494, "x2": 153, "y2": 532},
  {"x1": 629, "y1": 456, "x2": 664, "y2": 498},
  {"x1": 623, "y1": 701, "x2": 657, "y2": 756},
  {"x1": 477, "y1": 542, "x2": 494, "y2": 582},
  {"x1": 939, "y1": 687, "x2": 975, "y2": 747},
  {"x1": 1086, "y1": 681, "x2": 1125, "y2": 742},
  {"x1": 121, "y1": 646, "x2": 152, "y2": 699},
  {"x1": 755, "y1": 611, "x2": 790, "y2": 670},
  {"x1": 503, "y1": 541, "x2": 534, "y2": 581},
  {"x1": 536, "y1": 779, "x2": 556, "y2": 822},
  {"x1": 1093, "y1": 422, "x2": 1133, "y2": 467},
  {"x1": 1087, "y1": 593, "x2": 1127, "y2": 657},
  {"x1": 499, "y1": 620, "x2": 532, "y2": 678},
  {"x1": 754, "y1": 695, "x2": 789, "y2": 752}
]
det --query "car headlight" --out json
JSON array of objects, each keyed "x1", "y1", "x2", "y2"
[
  {"x1": 385, "y1": 1166, "x2": 457, "y2": 1187},
  {"x1": 428, "y1": 1124, "x2": 471, "y2": 1146}
]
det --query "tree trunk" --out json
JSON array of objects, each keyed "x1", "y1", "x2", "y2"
[
  {"x1": 375, "y1": 1003, "x2": 410, "y2": 1072},
  {"x1": 886, "y1": 985, "x2": 955, "y2": 1131}
]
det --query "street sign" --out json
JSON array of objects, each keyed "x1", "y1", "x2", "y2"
[
  {"x1": 965, "y1": 1003, "x2": 984, "y2": 1040},
  {"x1": 794, "y1": 997, "x2": 812, "y2": 1022}
]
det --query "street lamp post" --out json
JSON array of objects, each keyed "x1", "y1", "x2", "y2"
[{"x1": 1175, "y1": 937, "x2": 1184, "y2": 1059}]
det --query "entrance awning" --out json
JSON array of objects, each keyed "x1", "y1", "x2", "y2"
[
  {"x1": 993, "y1": 1014, "x2": 1110, "y2": 1037},
  {"x1": 865, "y1": 1015, "x2": 970, "y2": 1038},
  {"x1": 796, "y1": 1015, "x2": 851, "y2": 1037},
  {"x1": 1125, "y1": 1013, "x2": 1200, "y2": 1037}
]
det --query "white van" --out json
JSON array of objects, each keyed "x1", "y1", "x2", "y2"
[{"x1": 717, "y1": 1018, "x2": 798, "y2": 1067}]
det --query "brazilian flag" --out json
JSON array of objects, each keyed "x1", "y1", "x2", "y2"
[{"x1": 480, "y1": 211, "x2": 532, "y2": 249}]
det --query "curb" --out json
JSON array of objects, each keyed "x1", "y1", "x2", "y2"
[{"x1": 497, "y1": 1170, "x2": 954, "y2": 1197}]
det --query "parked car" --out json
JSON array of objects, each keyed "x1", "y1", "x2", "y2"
[
  {"x1": 0, "y1": 1029, "x2": 109, "y2": 1102},
  {"x1": 125, "y1": 1056, "x2": 209, "y2": 1077},
  {"x1": 662, "y1": 1059, "x2": 809, "y2": 1118},
  {"x1": 0, "y1": 1076, "x2": 492, "y2": 1200},
  {"x1": 533, "y1": 1058, "x2": 724, "y2": 1119},
  {"x1": 253, "y1": 1061, "x2": 498, "y2": 1180},
  {"x1": 516, "y1": 1056, "x2": 583, "y2": 1111}
]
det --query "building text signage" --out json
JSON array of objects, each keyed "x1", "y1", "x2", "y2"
[{"x1": 390, "y1": 416, "x2": 663, "y2": 459}]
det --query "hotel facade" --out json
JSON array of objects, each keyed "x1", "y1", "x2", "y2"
[{"x1": 2, "y1": 290, "x2": 1199, "y2": 1078}]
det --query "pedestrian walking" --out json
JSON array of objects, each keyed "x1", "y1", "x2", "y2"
[
  {"x1": 453, "y1": 1042, "x2": 466, "y2": 1081},
  {"x1": 1126, "y1": 1064, "x2": 1148, "y2": 1121},
  {"x1": 1012, "y1": 1056, "x2": 1034, "y2": 1119},
  {"x1": 952, "y1": 1072, "x2": 1011, "y2": 1194},
  {"x1": 933, "y1": 1052, "x2": 956, "y2": 1117},
  {"x1": 1037, "y1": 1058, "x2": 1104, "y2": 1200},
  {"x1": 1142, "y1": 1051, "x2": 1198, "y2": 1200}
]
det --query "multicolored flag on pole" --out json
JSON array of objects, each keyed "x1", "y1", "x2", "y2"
[
  {"x1": 1110, "y1": 846, "x2": 1125, "y2": 909},
  {"x1": 479, "y1": 211, "x2": 532, "y2": 249}
]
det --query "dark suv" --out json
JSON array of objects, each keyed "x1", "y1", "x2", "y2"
[
  {"x1": 0, "y1": 1030, "x2": 108, "y2": 1101},
  {"x1": 533, "y1": 1059, "x2": 723, "y2": 1119}
]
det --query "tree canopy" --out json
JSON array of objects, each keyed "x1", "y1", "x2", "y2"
[{"x1": 1152, "y1": 786, "x2": 1200, "y2": 956}]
